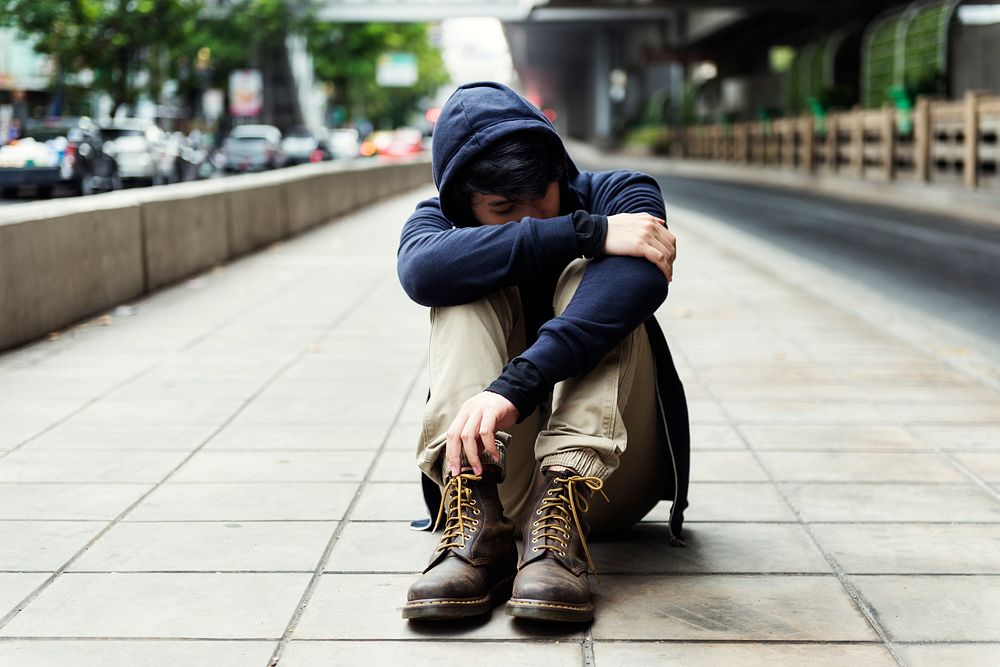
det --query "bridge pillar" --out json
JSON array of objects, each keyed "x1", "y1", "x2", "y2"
[{"x1": 592, "y1": 30, "x2": 613, "y2": 145}]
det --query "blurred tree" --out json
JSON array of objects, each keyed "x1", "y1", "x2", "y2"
[
  {"x1": 0, "y1": 0, "x2": 200, "y2": 116},
  {"x1": 308, "y1": 22, "x2": 449, "y2": 128}
]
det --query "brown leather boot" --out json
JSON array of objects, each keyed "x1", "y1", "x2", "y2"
[
  {"x1": 506, "y1": 469, "x2": 605, "y2": 622},
  {"x1": 403, "y1": 469, "x2": 517, "y2": 620}
]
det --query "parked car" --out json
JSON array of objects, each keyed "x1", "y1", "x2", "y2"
[
  {"x1": 328, "y1": 128, "x2": 360, "y2": 160},
  {"x1": 0, "y1": 117, "x2": 119, "y2": 197},
  {"x1": 100, "y1": 119, "x2": 173, "y2": 186},
  {"x1": 222, "y1": 124, "x2": 285, "y2": 172},
  {"x1": 281, "y1": 126, "x2": 331, "y2": 165}
]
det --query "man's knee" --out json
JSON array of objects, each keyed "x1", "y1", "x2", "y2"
[
  {"x1": 430, "y1": 286, "x2": 521, "y2": 336},
  {"x1": 553, "y1": 258, "x2": 590, "y2": 316}
]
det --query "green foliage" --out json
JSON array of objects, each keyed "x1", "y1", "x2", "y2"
[
  {"x1": 0, "y1": 0, "x2": 201, "y2": 114},
  {"x1": 0, "y1": 0, "x2": 449, "y2": 128},
  {"x1": 308, "y1": 22, "x2": 449, "y2": 128}
]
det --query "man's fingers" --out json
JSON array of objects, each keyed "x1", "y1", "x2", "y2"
[
  {"x1": 445, "y1": 420, "x2": 463, "y2": 478},
  {"x1": 480, "y1": 413, "x2": 498, "y2": 462},
  {"x1": 461, "y1": 411, "x2": 484, "y2": 475},
  {"x1": 643, "y1": 243, "x2": 673, "y2": 282}
]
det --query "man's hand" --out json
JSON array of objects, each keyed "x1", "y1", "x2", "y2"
[
  {"x1": 445, "y1": 391, "x2": 519, "y2": 477},
  {"x1": 604, "y1": 212, "x2": 677, "y2": 282}
]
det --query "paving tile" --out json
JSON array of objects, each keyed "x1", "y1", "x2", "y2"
[
  {"x1": 690, "y1": 451, "x2": 769, "y2": 482},
  {"x1": 782, "y1": 483, "x2": 1000, "y2": 522},
  {"x1": 832, "y1": 365, "x2": 979, "y2": 386},
  {"x1": 590, "y1": 522, "x2": 829, "y2": 574},
  {"x1": 69, "y1": 521, "x2": 336, "y2": 572},
  {"x1": 281, "y1": 640, "x2": 581, "y2": 665},
  {"x1": 0, "y1": 522, "x2": 105, "y2": 570},
  {"x1": 0, "y1": 573, "x2": 51, "y2": 617},
  {"x1": 952, "y1": 452, "x2": 1000, "y2": 482},
  {"x1": 690, "y1": 424, "x2": 746, "y2": 450},
  {"x1": 69, "y1": 399, "x2": 242, "y2": 425},
  {"x1": 813, "y1": 524, "x2": 1000, "y2": 574},
  {"x1": 722, "y1": 401, "x2": 888, "y2": 424},
  {"x1": 21, "y1": 423, "x2": 220, "y2": 451},
  {"x1": 910, "y1": 425, "x2": 1000, "y2": 451},
  {"x1": 351, "y1": 483, "x2": 428, "y2": 521},
  {"x1": 325, "y1": 521, "x2": 436, "y2": 573},
  {"x1": 126, "y1": 482, "x2": 357, "y2": 521},
  {"x1": 643, "y1": 483, "x2": 796, "y2": 523},
  {"x1": 204, "y1": 424, "x2": 387, "y2": 451},
  {"x1": 740, "y1": 424, "x2": 925, "y2": 451},
  {"x1": 384, "y1": 425, "x2": 421, "y2": 452},
  {"x1": 232, "y1": 395, "x2": 401, "y2": 425},
  {"x1": 861, "y1": 385, "x2": 1000, "y2": 403},
  {"x1": 0, "y1": 451, "x2": 189, "y2": 483},
  {"x1": 0, "y1": 484, "x2": 152, "y2": 520},
  {"x1": 170, "y1": 451, "x2": 374, "y2": 483},
  {"x1": 592, "y1": 642, "x2": 895, "y2": 666},
  {"x1": 0, "y1": 573, "x2": 309, "y2": 638},
  {"x1": 591, "y1": 575, "x2": 876, "y2": 640},
  {"x1": 708, "y1": 383, "x2": 859, "y2": 401},
  {"x1": 0, "y1": 423, "x2": 58, "y2": 450},
  {"x1": 756, "y1": 452, "x2": 965, "y2": 483},
  {"x1": 686, "y1": 400, "x2": 728, "y2": 423},
  {"x1": 896, "y1": 644, "x2": 1000, "y2": 667},
  {"x1": 882, "y1": 402, "x2": 1000, "y2": 424},
  {"x1": 370, "y1": 450, "x2": 420, "y2": 482},
  {"x1": 0, "y1": 640, "x2": 276, "y2": 667},
  {"x1": 851, "y1": 575, "x2": 1000, "y2": 641},
  {"x1": 294, "y1": 573, "x2": 583, "y2": 640}
]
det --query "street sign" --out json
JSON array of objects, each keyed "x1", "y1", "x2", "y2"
[
  {"x1": 376, "y1": 53, "x2": 418, "y2": 87},
  {"x1": 229, "y1": 69, "x2": 262, "y2": 116}
]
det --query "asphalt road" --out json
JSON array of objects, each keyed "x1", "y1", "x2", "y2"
[{"x1": 648, "y1": 174, "x2": 1000, "y2": 350}]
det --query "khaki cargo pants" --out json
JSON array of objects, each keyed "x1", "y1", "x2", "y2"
[{"x1": 417, "y1": 258, "x2": 670, "y2": 537}]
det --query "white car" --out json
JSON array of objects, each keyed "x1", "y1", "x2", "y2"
[
  {"x1": 223, "y1": 124, "x2": 285, "y2": 172},
  {"x1": 328, "y1": 128, "x2": 360, "y2": 160},
  {"x1": 101, "y1": 120, "x2": 172, "y2": 185}
]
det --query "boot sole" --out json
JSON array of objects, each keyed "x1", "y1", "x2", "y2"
[
  {"x1": 402, "y1": 575, "x2": 514, "y2": 620},
  {"x1": 506, "y1": 597, "x2": 594, "y2": 623}
]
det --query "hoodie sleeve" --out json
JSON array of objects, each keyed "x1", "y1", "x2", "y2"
[
  {"x1": 486, "y1": 170, "x2": 670, "y2": 419},
  {"x1": 397, "y1": 196, "x2": 607, "y2": 307}
]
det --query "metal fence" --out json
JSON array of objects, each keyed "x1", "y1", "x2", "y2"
[{"x1": 681, "y1": 92, "x2": 1000, "y2": 190}]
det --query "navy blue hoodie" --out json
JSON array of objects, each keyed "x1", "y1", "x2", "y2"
[
  {"x1": 399, "y1": 81, "x2": 669, "y2": 414},
  {"x1": 397, "y1": 82, "x2": 689, "y2": 537}
]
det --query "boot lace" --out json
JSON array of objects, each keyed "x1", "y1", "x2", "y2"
[
  {"x1": 432, "y1": 473, "x2": 482, "y2": 552},
  {"x1": 529, "y1": 475, "x2": 607, "y2": 573}
]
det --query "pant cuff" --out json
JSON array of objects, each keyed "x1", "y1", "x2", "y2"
[
  {"x1": 541, "y1": 449, "x2": 612, "y2": 481},
  {"x1": 438, "y1": 432, "x2": 510, "y2": 483}
]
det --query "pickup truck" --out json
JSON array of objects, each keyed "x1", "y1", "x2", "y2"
[{"x1": 0, "y1": 118, "x2": 119, "y2": 198}]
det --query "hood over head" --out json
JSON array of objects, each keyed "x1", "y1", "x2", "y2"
[{"x1": 431, "y1": 81, "x2": 580, "y2": 226}]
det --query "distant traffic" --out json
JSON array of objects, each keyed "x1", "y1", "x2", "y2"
[{"x1": 0, "y1": 119, "x2": 428, "y2": 203}]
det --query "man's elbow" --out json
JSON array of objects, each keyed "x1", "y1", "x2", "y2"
[
  {"x1": 635, "y1": 257, "x2": 670, "y2": 309},
  {"x1": 397, "y1": 254, "x2": 439, "y2": 307}
]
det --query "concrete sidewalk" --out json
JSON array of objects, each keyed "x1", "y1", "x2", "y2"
[{"x1": 1, "y1": 186, "x2": 998, "y2": 666}]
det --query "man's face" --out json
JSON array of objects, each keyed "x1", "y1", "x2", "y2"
[{"x1": 470, "y1": 181, "x2": 560, "y2": 226}]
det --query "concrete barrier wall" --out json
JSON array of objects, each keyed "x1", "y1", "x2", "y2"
[{"x1": 0, "y1": 155, "x2": 432, "y2": 352}]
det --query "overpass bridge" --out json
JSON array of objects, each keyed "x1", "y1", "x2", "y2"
[{"x1": 317, "y1": 0, "x2": 907, "y2": 142}]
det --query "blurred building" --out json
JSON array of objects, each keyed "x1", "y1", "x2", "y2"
[{"x1": 0, "y1": 28, "x2": 54, "y2": 141}]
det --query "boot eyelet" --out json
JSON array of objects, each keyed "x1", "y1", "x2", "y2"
[
  {"x1": 535, "y1": 510, "x2": 541, "y2": 515},
  {"x1": 473, "y1": 509, "x2": 481, "y2": 515},
  {"x1": 531, "y1": 537, "x2": 538, "y2": 543},
  {"x1": 532, "y1": 547, "x2": 539, "y2": 552},
  {"x1": 470, "y1": 527, "x2": 478, "y2": 532}
]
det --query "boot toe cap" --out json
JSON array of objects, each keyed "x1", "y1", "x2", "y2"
[{"x1": 512, "y1": 559, "x2": 590, "y2": 605}]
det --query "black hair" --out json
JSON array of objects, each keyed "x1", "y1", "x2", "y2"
[{"x1": 453, "y1": 132, "x2": 566, "y2": 211}]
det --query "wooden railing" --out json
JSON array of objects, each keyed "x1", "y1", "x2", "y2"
[{"x1": 681, "y1": 92, "x2": 1000, "y2": 190}]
